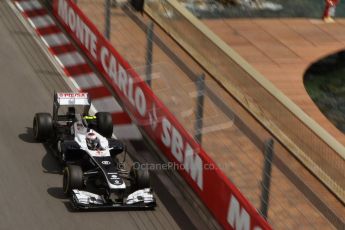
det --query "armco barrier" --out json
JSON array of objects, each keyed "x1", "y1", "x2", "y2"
[{"x1": 52, "y1": 0, "x2": 271, "y2": 229}]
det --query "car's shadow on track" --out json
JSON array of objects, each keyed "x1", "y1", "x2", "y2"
[
  {"x1": 47, "y1": 187, "x2": 65, "y2": 199},
  {"x1": 47, "y1": 188, "x2": 76, "y2": 212},
  {"x1": 41, "y1": 144, "x2": 71, "y2": 209},
  {"x1": 19, "y1": 127, "x2": 76, "y2": 211},
  {"x1": 18, "y1": 127, "x2": 36, "y2": 143},
  {"x1": 18, "y1": 127, "x2": 62, "y2": 174},
  {"x1": 41, "y1": 147, "x2": 62, "y2": 175}
]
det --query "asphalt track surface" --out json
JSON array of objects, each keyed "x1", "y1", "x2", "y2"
[{"x1": 0, "y1": 1, "x2": 192, "y2": 229}]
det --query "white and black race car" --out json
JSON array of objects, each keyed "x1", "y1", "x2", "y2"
[{"x1": 32, "y1": 92, "x2": 156, "y2": 210}]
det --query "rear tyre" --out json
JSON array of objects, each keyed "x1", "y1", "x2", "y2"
[
  {"x1": 63, "y1": 165, "x2": 83, "y2": 195},
  {"x1": 96, "y1": 112, "x2": 113, "y2": 138},
  {"x1": 130, "y1": 164, "x2": 150, "y2": 190},
  {"x1": 33, "y1": 113, "x2": 53, "y2": 142}
]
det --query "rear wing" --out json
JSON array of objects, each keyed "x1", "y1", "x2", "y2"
[
  {"x1": 53, "y1": 92, "x2": 91, "y2": 121},
  {"x1": 55, "y1": 92, "x2": 91, "y2": 106}
]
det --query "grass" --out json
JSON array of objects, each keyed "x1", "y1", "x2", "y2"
[{"x1": 304, "y1": 52, "x2": 345, "y2": 133}]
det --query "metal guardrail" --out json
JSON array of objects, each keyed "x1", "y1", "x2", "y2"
[{"x1": 144, "y1": 0, "x2": 345, "y2": 204}]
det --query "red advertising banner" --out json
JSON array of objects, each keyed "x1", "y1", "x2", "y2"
[{"x1": 52, "y1": 0, "x2": 271, "y2": 229}]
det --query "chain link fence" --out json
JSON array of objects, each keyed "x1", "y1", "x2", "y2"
[{"x1": 144, "y1": 0, "x2": 345, "y2": 203}]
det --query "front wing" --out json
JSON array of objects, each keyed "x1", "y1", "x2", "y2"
[{"x1": 70, "y1": 189, "x2": 156, "y2": 211}]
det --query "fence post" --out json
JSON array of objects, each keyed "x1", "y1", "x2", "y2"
[
  {"x1": 260, "y1": 138, "x2": 274, "y2": 220},
  {"x1": 194, "y1": 73, "x2": 205, "y2": 144},
  {"x1": 104, "y1": 0, "x2": 111, "y2": 39},
  {"x1": 145, "y1": 21, "x2": 154, "y2": 87}
]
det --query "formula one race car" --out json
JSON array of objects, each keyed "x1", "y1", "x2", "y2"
[{"x1": 32, "y1": 92, "x2": 156, "y2": 210}]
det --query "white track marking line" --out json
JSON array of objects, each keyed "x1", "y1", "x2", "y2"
[
  {"x1": 56, "y1": 51, "x2": 86, "y2": 67},
  {"x1": 92, "y1": 96, "x2": 123, "y2": 113},
  {"x1": 15, "y1": 0, "x2": 42, "y2": 12},
  {"x1": 42, "y1": 33, "x2": 70, "y2": 47},
  {"x1": 28, "y1": 15, "x2": 55, "y2": 29}
]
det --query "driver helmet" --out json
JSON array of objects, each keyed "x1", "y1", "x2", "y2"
[{"x1": 86, "y1": 132, "x2": 100, "y2": 150}]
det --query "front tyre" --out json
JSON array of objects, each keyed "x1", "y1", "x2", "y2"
[
  {"x1": 130, "y1": 164, "x2": 150, "y2": 190},
  {"x1": 33, "y1": 113, "x2": 53, "y2": 142},
  {"x1": 63, "y1": 165, "x2": 83, "y2": 195}
]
